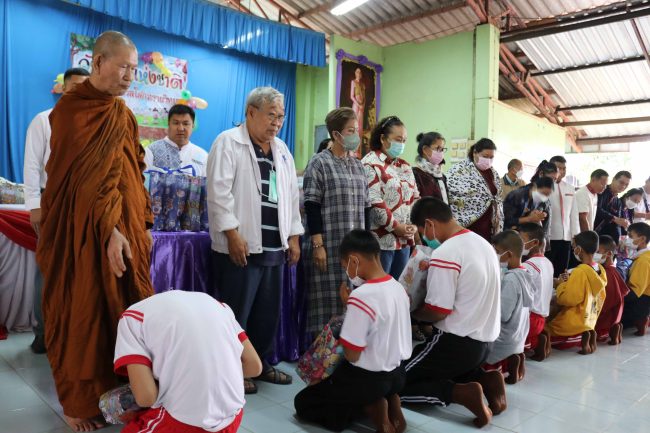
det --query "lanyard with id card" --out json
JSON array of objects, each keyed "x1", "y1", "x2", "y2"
[{"x1": 268, "y1": 169, "x2": 278, "y2": 203}]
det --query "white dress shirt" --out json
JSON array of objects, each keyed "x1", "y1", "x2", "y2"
[
  {"x1": 23, "y1": 109, "x2": 52, "y2": 210},
  {"x1": 575, "y1": 185, "x2": 598, "y2": 231},
  {"x1": 549, "y1": 180, "x2": 580, "y2": 241},
  {"x1": 634, "y1": 188, "x2": 650, "y2": 223},
  {"x1": 144, "y1": 136, "x2": 208, "y2": 176}
]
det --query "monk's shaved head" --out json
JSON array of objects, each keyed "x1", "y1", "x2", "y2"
[{"x1": 93, "y1": 31, "x2": 136, "y2": 58}]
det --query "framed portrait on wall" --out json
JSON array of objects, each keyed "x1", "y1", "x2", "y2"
[{"x1": 335, "y1": 49, "x2": 382, "y2": 157}]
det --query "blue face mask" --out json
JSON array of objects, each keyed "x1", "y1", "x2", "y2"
[
  {"x1": 422, "y1": 235, "x2": 441, "y2": 250},
  {"x1": 341, "y1": 133, "x2": 360, "y2": 152},
  {"x1": 387, "y1": 141, "x2": 405, "y2": 158}
]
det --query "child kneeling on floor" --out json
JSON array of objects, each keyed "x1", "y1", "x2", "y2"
[
  {"x1": 622, "y1": 223, "x2": 650, "y2": 336},
  {"x1": 546, "y1": 231, "x2": 606, "y2": 355},
  {"x1": 294, "y1": 229, "x2": 412, "y2": 433},
  {"x1": 519, "y1": 223, "x2": 555, "y2": 361},
  {"x1": 114, "y1": 291, "x2": 263, "y2": 433},
  {"x1": 595, "y1": 235, "x2": 630, "y2": 345},
  {"x1": 484, "y1": 230, "x2": 533, "y2": 385}
]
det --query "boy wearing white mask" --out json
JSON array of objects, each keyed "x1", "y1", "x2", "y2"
[
  {"x1": 503, "y1": 177, "x2": 554, "y2": 247},
  {"x1": 622, "y1": 223, "x2": 650, "y2": 336},
  {"x1": 295, "y1": 229, "x2": 412, "y2": 433}
]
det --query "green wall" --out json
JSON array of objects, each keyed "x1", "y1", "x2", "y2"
[{"x1": 294, "y1": 64, "x2": 329, "y2": 170}]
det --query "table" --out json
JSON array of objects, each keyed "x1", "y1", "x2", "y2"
[{"x1": 150, "y1": 231, "x2": 310, "y2": 364}]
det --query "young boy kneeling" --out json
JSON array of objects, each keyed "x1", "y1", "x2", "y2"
[
  {"x1": 114, "y1": 290, "x2": 263, "y2": 433},
  {"x1": 484, "y1": 230, "x2": 533, "y2": 385},
  {"x1": 294, "y1": 229, "x2": 412, "y2": 433},
  {"x1": 622, "y1": 223, "x2": 650, "y2": 336},
  {"x1": 546, "y1": 231, "x2": 606, "y2": 355},
  {"x1": 519, "y1": 223, "x2": 555, "y2": 361},
  {"x1": 594, "y1": 235, "x2": 630, "y2": 344}
]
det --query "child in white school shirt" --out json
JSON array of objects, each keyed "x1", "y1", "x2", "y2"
[
  {"x1": 114, "y1": 291, "x2": 262, "y2": 433},
  {"x1": 294, "y1": 229, "x2": 412, "y2": 433}
]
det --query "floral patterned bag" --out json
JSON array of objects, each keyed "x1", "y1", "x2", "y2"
[
  {"x1": 98, "y1": 384, "x2": 143, "y2": 424},
  {"x1": 296, "y1": 315, "x2": 345, "y2": 385}
]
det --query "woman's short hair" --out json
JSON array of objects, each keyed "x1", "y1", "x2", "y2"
[{"x1": 325, "y1": 107, "x2": 356, "y2": 139}]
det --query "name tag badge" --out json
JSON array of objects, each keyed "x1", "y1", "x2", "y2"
[{"x1": 269, "y1": 170, "x2": 278, "y2": 203}]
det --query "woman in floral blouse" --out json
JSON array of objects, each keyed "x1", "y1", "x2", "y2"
[{"x1": 362, "y1": 116, "x2": 419, "y2": 280}]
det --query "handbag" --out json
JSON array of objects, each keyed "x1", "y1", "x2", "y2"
[
  {"x1": 98, "y1": 384, "x2": 143, "y2": 424},
  {"x1": 296, "y1": 315, "x2": 345, "y2": 385}
]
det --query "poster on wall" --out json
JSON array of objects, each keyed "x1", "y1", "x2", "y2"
[
  {"x1": 335, "y1": 49, "x2": 382, "y2": 157},
  {"x1": 70, "y1": 33, "x2": 189, "y2": 147}
]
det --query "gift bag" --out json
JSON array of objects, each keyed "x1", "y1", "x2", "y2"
[
  {"x1": 181, "y1": 176, "x2": 206, "y2": 231},
  {"x1": 296, "y1": 315, "x2": 345, "y2": 385},
  {"x1": 146, "y1": 168, "x2": 191, "y2": 232},
  {"x1": 398, "y1": 245, "x2": 434, "y2": 312},
  {"x1": 99, "y1": 384, "x2": 143, "y2": 425}
]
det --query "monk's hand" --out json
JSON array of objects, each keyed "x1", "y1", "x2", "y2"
[
  {"x1": 288, "y1": 235, "x2": 301, "y2": 266},
  {"x1": 225, "y1": 229, "x2": 249, "y2": 267},
  {"x1": 108, "y1": 228, "x2": 133, "y2": 278},
  {"x1": 30, "y1": 208, "x2": 42, "y2": 238}
]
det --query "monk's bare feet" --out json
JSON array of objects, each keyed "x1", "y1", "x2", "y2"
[
  {"x1": 505, "y1": 354, "x2": 520, "y2": 385},
  {"x1": 531, "y1": 331, "x2": 549, "y2": 362},
  {"x1": 364, "y1": 398, "x2": 395, "y2": 433},
  {"x1": 589, "y1": 330, "x2": 597, "y2": 353},
  {"x1": 578, "y1": 331, "x2": 592, "y2": 355},
  {"x1": 91, "y1": 415, "x2": 107, "y2": 429},
  {"x1": 608, "y1": 324, "x2": 619, "y2": 345},
  {"x1": 517, "y1": 353, "x2": 526, "y2": 382},
  {"x1": 618, "y1": 322, "x2": 624, "y2": 344},
  {"x1": 452, "y1": 382, "x2": 492, "y2": 428},
  {"x1": 478, "y1": 370, "x2": 507, "y2": 416},
  {"x1": 64, "y1": 415, "x2": 99, "y2": 432},
  {"x1": 634, "y1": 318, "x2": 649, "y2": 336},
  {"x1": 387, "y1": 394, "x2": 407, "y2": 433}
]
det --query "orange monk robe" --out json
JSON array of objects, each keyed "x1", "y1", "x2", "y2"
[{"x1": 36, "y1": 80, "x2": 154, "y2": 419}]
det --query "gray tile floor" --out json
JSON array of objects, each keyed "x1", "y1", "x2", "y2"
[{"x1": 1, "y1": 331, "x2": 649, "y2": 433}]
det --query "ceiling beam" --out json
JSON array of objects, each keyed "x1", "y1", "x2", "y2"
[
  {"x1": 531, "y1": 55, "x2": 646, "y2": 77},
  {"x1": 576, "y1": 134, "x2": 650, "y2": 146},
  {"x1": 557, "y1": 98, "x2": 650, "y2": 112},
  {"x1": 347, "y1": 1, "x2": 468, "y2": 38},
  {"x1": 631, "y1": 18, "x2": 650, "y2": 70},
  {"x1": 562, "y1": 116, "x2": 650, "y2": 127},
  {"x1": 297, "y1": 1, "x2": 335, "y2": 19},
  {"x1": 501, "y1": 2, "x2": 650, "y2": 43}
]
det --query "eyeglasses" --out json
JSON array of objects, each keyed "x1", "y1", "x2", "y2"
[{"x1": 254, "y1": 106, "x2": 285, "y2": 124}]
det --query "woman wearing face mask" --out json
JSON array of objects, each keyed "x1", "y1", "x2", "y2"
[
  {"x1": 303, "y1": 108, "x2": 370, "y2": 335},
  {"x1": 530, "y1": 160, "x2": 559, "y2": 183},
  {"x1": 412, "y1": 132, "x2": 449, "y2": 204},
  {"x1": 362, "y1": 116, "x2": 419, "y2": 282},
  {"x1": 447, "y1": 138, "x2": 503, "y2": 241},
  {"x1": 621, "y1": 188, "x2": 644, "y2": 227},
  {"x1": 503, "y1": 176, "x2": 555, "y2": 246}
]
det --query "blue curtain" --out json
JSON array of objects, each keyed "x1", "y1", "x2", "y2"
[
  {"x1": 0, "y1": 0, "x2": 298, "y2": 182},
  {"x1": 68, "y1": 0, "x2": 326, "y2": 67}
]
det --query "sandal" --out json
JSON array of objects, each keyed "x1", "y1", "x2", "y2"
[
  {"x1": 255, "y1": 366, "x2": 293, "y2": 385},
  {"x1": 244, "y1": 378, "x2": 258, "y2": 394}
]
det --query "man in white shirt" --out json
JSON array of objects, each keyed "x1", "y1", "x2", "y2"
[
  {"x1": 206, "y1": 87, "x2": 303, "y2": 394},
  {"x1": 575, "y1": 169, "x2": 609, "y2": 233},
  {"x1": 144, "y1": 104, "x2": 208, "y2": 176},
  {"x1": 23, "y1": 67, "x2": 89, "y2": 353},
  {"x1": 546, "y1": 156, "x2": 580, "y2": 276},
  {"x1": 633, "y1": 176, "x2": 650, "y2": 223},
  {"x1": 400, "y1": 198, "x2": 505, "y2": 429}
]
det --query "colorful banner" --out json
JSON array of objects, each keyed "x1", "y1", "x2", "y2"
[{"x1": 70, "y1": 33, "x2": 189, "y2": 146}]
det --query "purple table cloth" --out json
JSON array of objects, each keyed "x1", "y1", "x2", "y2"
[{"x1": 150, "y1": 231, "x2": 309, "y2": 364}]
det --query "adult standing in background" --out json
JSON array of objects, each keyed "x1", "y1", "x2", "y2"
[
  {"x1": 362, "y1": 116, "x2": 419, "y2": 279},
  {"x1": 594, "y1": 171, "x2": 632, "y2": 244},
  {"x1": 23, "y1": 67, "x2": 89, "y2": 354},
  {"x1": 500, "y1": 159, "x2": 525, "y2": 199},
  {"x1": 413, "y1": 131, "x2": 449, "y2": 203},
  {"x1": 575, "y1": 169, "x2": 609, "y2": 232},
  {"x1": 447, "y1": 138, "x2": 503, "y2": 241},
  {"x1": 622, "y1": 188, "x2": 644, "y2": 226},
  {"x1": 303, "y1": 107, "x2": 369, "y2": 335},
  {"x1": 207, "y1": 87, "x2": 303, "y2": 394},
  {"x1": 633, "y1": 176, "x2": 650, "y2": 223},
  {"x1": 546, "y1": 155, "x2": 580, "y2": 276},
  {"x1": 36, "y1": 31, "x2": 154, "y2": 431},
  {"x1": 529, "y1": 160, "x2": 559, "y2": 183}
]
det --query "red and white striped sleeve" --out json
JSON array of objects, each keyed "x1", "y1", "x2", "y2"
[
  {"x1": 114, "y1": 309, "x2": 152, "y2": 376},
  {"x1": 339, "y1": 295, "x2": 376, "y2": 352},
  {"x1": 425, "y1": 252, "x2": 461, "y2": 314}
]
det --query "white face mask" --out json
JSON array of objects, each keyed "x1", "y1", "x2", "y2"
[
  {"x1": 593, "y1": 252, "x2": 603, "y2": 264},
  {"x1": 626, "y1": 199, "x2": 638, "y2": 210},
  {"x1": 498, "y1": 251, "x2": 509, "y2": 269},
  {"x1": 346, "y1": 257, "x2": 366, "y2": 287},
  {"x1": 522, "y1": 240, "x2": 537, "y2": 257},
  {"x1": 573, "y1": 246, "x2": 582, "y2": 262},
  {"x1": 516, "y1": 170, "x2": 524, "y2": 179},
  {"x1": 532, "y1": 190, "x2": 550, "y2": 204},
  {"x1": 625, "y1": 237, "x2": 639, "y2": 251}
]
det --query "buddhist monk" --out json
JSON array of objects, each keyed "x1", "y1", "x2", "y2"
[{"x1": 36, "y1": 31, "x2": 154, "y2": 432}]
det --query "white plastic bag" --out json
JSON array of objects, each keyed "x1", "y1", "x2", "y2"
[{"x1": 399, "y1": 245, "x2": 433, "y2": 311}]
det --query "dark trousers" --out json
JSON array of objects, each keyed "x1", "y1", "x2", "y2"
[
  {"x1": 622, "y1": 292, "x2": 650, "y2": 327},
  {"x1": 33, "y1": 265, "x2": 44, "y2": 337},
  {"x1": 212, "y1": 252, "x2": 283, "y2": 361},
  {"x1": 400, "y1": 328, "x2": 490, "y2": 406},
  {"x1": 294, "y1": 361, "x2": 406, "y2": 432},
  {"x1": 546, "y1": 240, "x2": 572, "y2": 277},
  {"x1": 380, "y1": 248, "x2": 410, "y2": 280}
]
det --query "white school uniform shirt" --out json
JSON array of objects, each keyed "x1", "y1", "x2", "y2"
[
  {"x1": 339, "y1": 275, "x2": 412, "y2": 372},
  {"x1": 549, "y1": 180, "x2": 580, "y2": 241},
  {"x1": 575, "y1": 185, "x2": 598, "y2": 231},
  {"x1": 206, "y1": 123, "x2": 304, "y2": 254},
  {"x1": 633, "y1": 188, "x2": 650, "y2": 223},
  {"x1": 23, "y1": 109, "x2": 52, "y2": 210},
  {"x1": 114, "y1": 291, "x2": 247, "y2": 432},
  {"x1": 144, "y1": 136, "x2": 208, "y2": 176},
  {"x1": 424, "y1": 229, "x2": 501, "y2": 342},
  {"x1": 523, "y1": 254, "x2": 555, "y2": 317}
]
